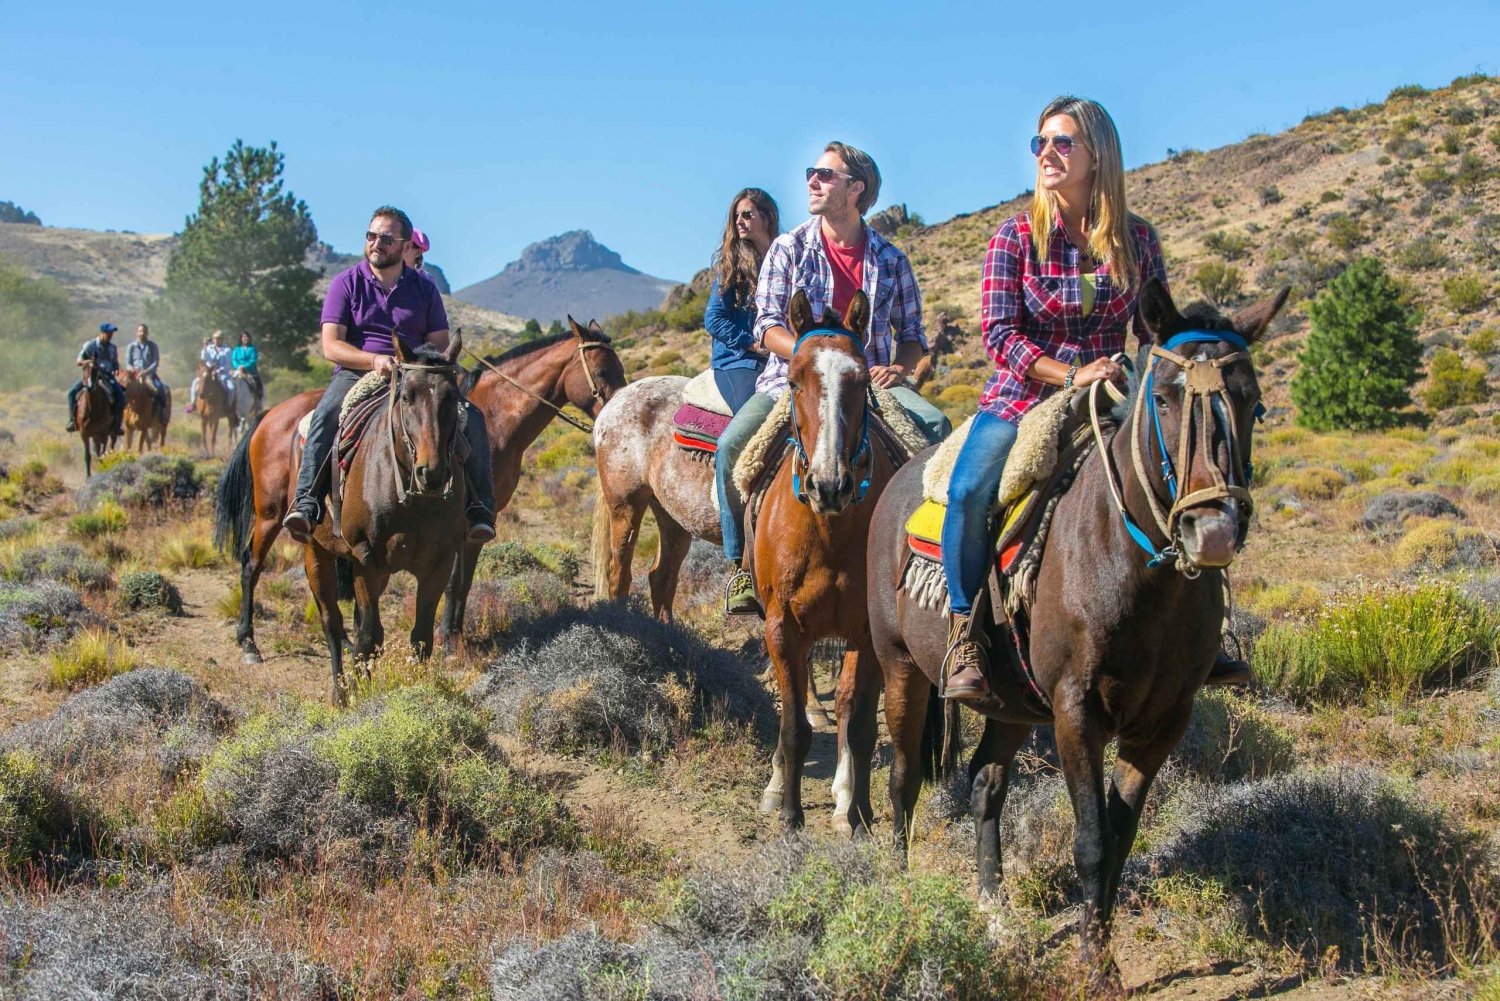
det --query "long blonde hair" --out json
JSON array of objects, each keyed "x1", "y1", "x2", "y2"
[{"x1": 1028, "y1": 96, "x2": 1141, "y2": 289}]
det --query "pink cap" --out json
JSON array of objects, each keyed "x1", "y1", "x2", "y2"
[{"x1": 411, "y1": 228, "x2": 431, "y2": 252}]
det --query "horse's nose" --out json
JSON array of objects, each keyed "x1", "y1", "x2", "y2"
[
  {"x1": 414, "y1": 465, "x2": 438, "y2": 491},
  {"x1": 809, "y1": 470, "x2": 854, "y2": 513},
  {"x1": 1179, "y1": 506, "x2": 1239, "y2": 568}
]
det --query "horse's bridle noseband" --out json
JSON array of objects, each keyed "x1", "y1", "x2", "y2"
[
  {"x1": 786, "y1": 327, "x2": 875, "y2": 507},
  {"x1": 1091, "y1": 329, "x2": 1260, "y2": 575}
]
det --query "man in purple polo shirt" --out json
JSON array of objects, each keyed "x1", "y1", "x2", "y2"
[{"x1": 282, "y1": 205, "x2": 496, "y2": 544}]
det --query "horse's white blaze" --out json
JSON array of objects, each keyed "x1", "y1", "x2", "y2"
[
  {"x1": 831, "y1": 743, "x2": 854, "y2": 822},
  {"x1": 811, "y1": 351, "x2": 859, "y2": 484}
]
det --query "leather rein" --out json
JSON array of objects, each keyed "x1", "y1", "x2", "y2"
[
  {"x1": 1088, "y1": 329, "x2": 1258, "y2": 575},
  {"x1": 786, "y1": 327, "x2": 876, "y2": 506},
  {"x1": 461, "y1": 334, "x2": 615, "y2": 435},
  {"x1": 387, "y1": 359, "x2": 463, "y2": 505}
]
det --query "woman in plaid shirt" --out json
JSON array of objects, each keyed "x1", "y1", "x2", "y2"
[{"x1": 941, "y1": 96, "x2": 1169, "y2": 699}]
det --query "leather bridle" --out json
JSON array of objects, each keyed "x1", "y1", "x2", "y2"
[{"x1": 786, "y1": 327, "x2": 875, "y2": 506}]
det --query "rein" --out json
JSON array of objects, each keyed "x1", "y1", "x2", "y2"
[
  {"x1": 460, "y1": 334, "x2": 614, "y2": 435},
  {"x1": 786, "y1": 328, "x2": 875, "y2": 506},
  {"x1": 1089, "y1": 329, "x2": 1257, "y2": 574},
  {"x1": 387, "y1": 359, "x2": 462, "y2": 505}
]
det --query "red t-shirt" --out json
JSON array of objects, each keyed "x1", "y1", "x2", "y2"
[{"x1": 823, "y1": 227, "x2": 866, "y2": 318}]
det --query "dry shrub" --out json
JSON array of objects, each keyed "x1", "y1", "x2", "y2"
[
  {"x1": 75, "y1": 452, "x2": 204, "y2": 511},
  {"x1": 1394, "y1": 518, "x2": 1496, "y2": 572},
  {"x1": 1172, "y1": 690, "x2": 1297, "y2": 782},
  {"x1": 116, "y1": 570, "x2": 184, "y2": 615},
  {"x1": 1275, "y1": 465, "x2": 1348, "y2": 500},
  {"x1": 2, "y1": 540, "x2": 111, "y2": 591},
  {"x1": 1360, "y1": 490, "x2": 1463, "y2": 532},
  {"x1": 0, "y1": 580, "x2": 95, "y2": 650}
]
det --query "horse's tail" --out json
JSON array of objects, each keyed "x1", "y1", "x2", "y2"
[
  {"x1": 214, "y1": 408, "x2": 267, "y2": 560},
  {"x1": 591, "y1": 480, "x2": 612, "y2": 600},
  {"x1": 921, "y1": 684, "x2": 962, "y2": 783},
  {"x1": 335, "y1": 556, "x2": 354, "y2": 602}
]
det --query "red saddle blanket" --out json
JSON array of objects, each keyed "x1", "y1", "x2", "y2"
[
  {"x1": 672, "y1": 403, "x2": 732, "y2": 456},
  {"x1": 336, "y1": 392, "x2": 388, "y2": 472}
]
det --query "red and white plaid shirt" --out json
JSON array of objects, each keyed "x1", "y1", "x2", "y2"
[{"x1": 978, "y1": 212, "x2": 1167, "y2": 422}]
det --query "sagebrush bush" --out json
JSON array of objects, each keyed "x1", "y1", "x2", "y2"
[
  {"x1": 1394, "y1": 518, "x2": 1495, "y2": 571},
  {"x1": 75, "y1": 453, "x2": 203, "y2": 510},
  {"x1": 1425, "y1": 348, "x2": 1492, "y2": 410},
  {"x1": 116, "y1": 570, "x2": 183, "y2": 615},
  {"x1": 1444, "y1": 274, "x2": 1491, "y2": 314},
  {"x1": 1360, "y1": 490, "x2": 1463, "y2": 532},
  {"x1": 1172, "y1": 690, "x2": 1297, "y2": 782},
  {"x1": 1135, "y1": 769, "x2": 1500, "y2": 971},
  {"x1": 1252, "y1": 582, "x2": 1498, "y2": 704},
  {"x1": 3, "y1": 541, "x2": 110, "y2": 591},
  {"x1": 1192, "y1": 260, "x2": 1244, "y2": 306},
  {"x1": 0, "y1": 580, "x2": 93, "y2": 649}
]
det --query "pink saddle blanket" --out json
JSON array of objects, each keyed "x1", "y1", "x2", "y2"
[{"x1": 672, "y1": 403, "x2": 732, "y2": 442}]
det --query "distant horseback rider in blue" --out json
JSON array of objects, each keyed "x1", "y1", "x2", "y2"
[
  {"x1": 282, "y1": 205, "x2": 497, "y2": 545},
  {"x1": 66, "y1": 323, "x2": 126, "y2": 436},
  {"x1": 126, "y1": 323, "x2": 171, "y2": 423}
]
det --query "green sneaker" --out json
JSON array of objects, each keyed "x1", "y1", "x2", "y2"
[{"x1": 724, "y1": 570, "x2": 763, "y2": 617}]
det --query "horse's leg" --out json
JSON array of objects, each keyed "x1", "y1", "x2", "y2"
[
  {"x1": 763, "y1": 612, "x2": 813, "y2": 831},
  {"x1": 410, "y1": 561, "x2": 450, "y2": 661},
  {"x1": 831, "y1": 643, "x2": 881, "y2": 839},
  {"x1": 970, "y1": 719, "x2": 1032, "y2": 900},
  {"x1": 645, "y1": 500, "x2": 690, "y2": 621},
  {"x1": 351, "y1": 572, "x2": 388, "y2": 662},
  {"x1": 883, "y1": 655, "x2": 930, "y2": 866},
  {"x1": 304, "y1": 545, "x2": 347, "y2": 705},
  {"x1": 237, "y1": 515, "x2": 281, "y2": 664},
  {"x1": 1103, "y1": 737, "x2": 1176, "y2": 923},
  {"x1": 439, "y1": 542, "x2": 480, "y2": 648},
  {"x1": 604, "y1": 499, "x2": 646, "y2": 601},
  {"x1": 1055, "y1": 699, "x2": 1118, "y2": 977}
]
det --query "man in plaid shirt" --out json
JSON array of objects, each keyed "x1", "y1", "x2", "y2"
[{"x1": 718, "y1": 140, "x2": 950, "y2": 615}]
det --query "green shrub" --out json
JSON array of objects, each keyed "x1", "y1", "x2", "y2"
[
  {"x1": 1252, "y1": 582, "x2": 1498, "y2": 704},
  {"x1": 1192, "y1": 260, "x2": 1244, "y2": 306},
  {"x1": 1397, "y1": 236, "x2": 1449, "y2": 270},
  {"x1": 1292, "y1": 258, "x2": 1422, "y2": 431},
  {"x1": 1325, "y1": 213, "x2": 1366, "y2": 252},
  {"x1": 0, "y1": 750, "x2": 69, "y2": 868},
  {"x1": 1393, "y1": 518, "x2": 1493, "y2": 571},
  {"x1": 1175, "y1": 690, "x2": 1297, "y2": 782},
  {"x1": 116, "y1": 571, "x2": 183, "y2": 615},
  {"x1": 1425, "y1": 348, "x2": 1492, "y2": 410},
  {"x1": 1469, "y1": 327, "x2": 1499, "y2": 356},
  {"x1": 1457, "y1": 152, "x2": 1495, "y2": 194},
  {"x1": 1259, "y1": 185, "x2": 1283, "y2": 206},
  {"x1": 1203, "y1": 230, "x2": 1252, "y2": 261},
  {"x1": 68, "y1": 500, "x2": 127, "y2": 539},
  {"x1": 443, "y1": 755, "x2": 574, "y2": 854},
  {"x1": 534, "y1": 429, "x2": 593, "y2": 470},
  {"x1": 1443, "y1": 274, "x2": 1491, "y2": 314},
  {"x1": 1387, "y1": 84, "x2": 1427, "y2": 100}
]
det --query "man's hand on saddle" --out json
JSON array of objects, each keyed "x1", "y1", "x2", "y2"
[
  {"x1": 1073, "y1": 357, "x2": 1123, "y2": 388},
  {"x1": 869, "y1": 364, "x2": 907, "y2": 390}
]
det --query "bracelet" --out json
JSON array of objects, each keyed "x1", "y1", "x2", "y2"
[{"x1": 1063, "y1": 362, "x2": 1079, "y2": 390}]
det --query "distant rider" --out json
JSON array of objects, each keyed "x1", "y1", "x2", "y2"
[
  {"x1": 126, "y1": 323, "x2": 171, "y2": 423},
  {"x1": 281, "y1": 205, "x2": 497, "y2": 545},
  {"x1": 232, "y1": 330, "x2": 264, "y2": 410},
  {"x1": 66, "y1": 323, "x2": 126, "y2": 436},
  {"x1": 187, "y1": 330, "x2": 233, "y2": 413}
]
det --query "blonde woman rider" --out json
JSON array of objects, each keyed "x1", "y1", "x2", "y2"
[{"x1": 941, "y1": 95, "x2": 1246, "y2": 699}]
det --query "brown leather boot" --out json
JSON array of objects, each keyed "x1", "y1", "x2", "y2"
[
  {"x1": 942, "y1": 611, "x2": 990, "y2": 699},
  {"x1": 1205, "y1": 651, "x2": 1252, "y2": 687}
]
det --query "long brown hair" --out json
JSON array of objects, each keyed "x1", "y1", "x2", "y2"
[
  {"x1": 713, "y1": 188, "x2": 780, "y2": 306},
  {"x1": 1028, "y1": 96, "x2": 1142, "y2": 289}
]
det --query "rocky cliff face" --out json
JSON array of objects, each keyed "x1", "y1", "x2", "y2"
[{"x1": 454, "y1": 231, "x2": 679, "y2": 324}]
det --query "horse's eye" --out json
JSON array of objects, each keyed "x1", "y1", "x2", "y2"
[{"x1": 1153, "y1": 393, "x2": 1169, "y2": 411}]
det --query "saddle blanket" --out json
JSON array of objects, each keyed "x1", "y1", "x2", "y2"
[
  {"x1": 295, "y1": 371, "x2": 466, "y2": 472},
  {"x1": 672, "y1": 403, "x2": 732, "y2": 455}
]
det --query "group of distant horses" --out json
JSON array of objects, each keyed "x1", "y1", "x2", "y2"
[
  {"x1": 74, "y1": 360, "x2": 257, "y2": 476},
  {"x1": 202, "y1": 280, "x2": 1285, "y2": 985}
]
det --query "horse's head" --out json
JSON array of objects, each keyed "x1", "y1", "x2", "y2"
[
  {"x1": 80, "y1": 359, "x2": 96, "y2": 388},
  {"x1": 1133, "y1": 279, "x2": 1289, "y2": 570},
  {"x1": 391, "y1": 335, "x2": 466, "y2": 496},
  {"x1": 786, "y1": 289, "x2": 873, "y2": 515},
  {"x1": 565, "y1": 316, "x2": 626, "y2": 417}
]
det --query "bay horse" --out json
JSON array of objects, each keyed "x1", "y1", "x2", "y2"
[
  {"x1": 302, "y1": 337, "x2": 468, "y2": 702},
  {"x1": 865, "y1": 280, "x2": 1288, "y2": 979},
  {"x1": 215, "y1": 321, "x2": 624, "y2": 664},
  {"x1": 121, "y1": 369, "x2": 167, "y2": 451},
  {"x1": 753, "y1": 289, "x2": 902, "y2": 837},
  {"x1": 75, "y1": 360, "x2": 118, "y2": 478}
]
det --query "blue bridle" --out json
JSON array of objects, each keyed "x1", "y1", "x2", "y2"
[{"x1": 786, "y1": 327, "x2": 875, "y2": 506}]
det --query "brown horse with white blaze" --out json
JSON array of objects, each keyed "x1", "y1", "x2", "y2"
[
  {"x1": 865, "y1": 280, "x2": 1288, "y2": 981},
  {"x1": 215, "y1": 321, "x2": 624, "y2": 664},
  {"x1": 755, "y1": 289, "x2": 899, "y2": 836}
]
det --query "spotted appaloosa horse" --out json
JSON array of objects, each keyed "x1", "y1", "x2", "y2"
[
  {"x1": 215, "y1": 321, "x2": 624, "y2": 664},
  {"x1": 865, "y1": 280, "x2": 1288, "y2": 981}
]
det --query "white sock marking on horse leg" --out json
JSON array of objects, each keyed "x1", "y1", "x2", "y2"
[
  {"x1": 812, "y1": 351, "x2": 859, "y2": 484},
  {"x1": 760, "y1": 760, "x2": 784, "y2": 813},
  {"x1": 831, "y1": 743, "x2": 854, "y2": 833}
]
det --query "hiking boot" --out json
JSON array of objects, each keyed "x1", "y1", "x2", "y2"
[
  {"x1": 464, "y1": 505, "x2": 496, "y2": 545},
  {"x1": 65, "y1": 419, "x2": 77, "y2": 432},
  {"x1": 282, "y1": 507, "x2": 316, "y2": 544},
  {"x1": 724, "y1": 569, "x2": 763, "y2": 617},
  {"x1": 1205, "y1": 651, "x2": 1252, "y2": 687},
  {"x1": 942, "y1": 611, "x2": 990, "y2": 700}
]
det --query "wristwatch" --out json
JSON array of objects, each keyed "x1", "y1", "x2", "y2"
[{"x1": 1063, "y1": 362, "x2": 1079, "y2": 390}]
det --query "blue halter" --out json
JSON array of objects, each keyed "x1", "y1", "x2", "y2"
[{"x1": 787, "y1": 328, "x2": 874, "y2": 506}]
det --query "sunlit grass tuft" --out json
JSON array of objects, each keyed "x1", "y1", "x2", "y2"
[{"x1": 47, "y1": 628, "x2": 136, "y2": 691}]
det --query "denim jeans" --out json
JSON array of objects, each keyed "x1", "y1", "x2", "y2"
[
  {"x1": 884, "y1": 384, "x2": 952, "y2": 445},
  {"x1": 712, "y1": 366, "x2": 763, "y2": 415},
  {"x1": 941, "y1": 410, "x2": 1019, "y2": 615},
  {"x1": 715, "y1": 391, "x2": 775, "y2": 562}
]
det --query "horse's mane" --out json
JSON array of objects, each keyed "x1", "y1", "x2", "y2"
[
  {"x1": 479, "y1": 328, "x2": 612, "y2": 368},
  {"x1": 408, "y1": 343, "x2": 454, "y2": 367}
]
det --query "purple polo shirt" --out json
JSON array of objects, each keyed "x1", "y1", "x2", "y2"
[{"x1": 321, "y1": 260, "x2": 449, "y2": 365}]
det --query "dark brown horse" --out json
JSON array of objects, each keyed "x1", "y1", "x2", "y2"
[
  {"x1": 865, "y1": 280, "x2": 1287, "y2": 980},
  {"x1": 299, "y1": 337, "x2": 467, "y2": 701},
  {"x1": 215, "y1": 321, "x2": 624, "y2": 664},
  {"x1": 75, "y1": 360, "x2": 118, "y2": 478},
  {"x1": 121, "y1": 369, "x2": 167, "y2": 451},
  {"x1": 755, "y1": 290, "x2": 900, "y2": 837}
]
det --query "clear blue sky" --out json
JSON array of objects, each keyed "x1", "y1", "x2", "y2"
[{"x1": 1, "y1": 1, "x2": 1494, "y2": 291}]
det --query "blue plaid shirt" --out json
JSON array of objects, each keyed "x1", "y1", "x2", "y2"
[{"x1": 753, "y1": 218, "x2": 927, "y2": 398}]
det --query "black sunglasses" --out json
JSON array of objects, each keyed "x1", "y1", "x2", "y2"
[
  {"x1": 365, "y1": 231, "x2": 406, "y2": 247},
  {"x1": 1030, "y1": 133, "x2": 1078, "y2": 157},
  {"x1": 806, "y1": 166, "x2": 854, "y2": 183}
]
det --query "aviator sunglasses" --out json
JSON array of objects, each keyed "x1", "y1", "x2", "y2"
[
  {"x1": 365, "y1": 231, "x2": 406, "y2": 247},
  {"x1": 1030, "y1": 133, "x2": 1079, "y2": 157}
]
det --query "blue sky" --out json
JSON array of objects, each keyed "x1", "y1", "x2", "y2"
[{"x1": 1, "y1": 1, "x2": 1495, "y2": 291}]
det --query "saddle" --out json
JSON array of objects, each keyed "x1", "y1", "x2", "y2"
[{"x1": 672, "y1": 371, "x2": 733, "y2": 458}]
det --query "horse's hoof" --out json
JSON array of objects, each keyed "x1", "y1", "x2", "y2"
[
  {"x1": 759, "y1": 791, "x2": 782, "y2": 815},
  {"x1": 831, "y1": 814, "x2": 855, "y2": 839},
  {"x1": 242, "y1": 650, "x2": 263, "y2": 666}
]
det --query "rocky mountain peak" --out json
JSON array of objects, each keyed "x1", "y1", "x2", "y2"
[{"x1": 509, "y1": 230, "x2": 636, "y2": 275}]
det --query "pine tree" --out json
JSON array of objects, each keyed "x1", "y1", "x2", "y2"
[
  {"x1": 1290, "y1": 258, "x2": 1422, "y2": 431},
  {"x1": 147, "y1": 140, "x2": 320, "y2": 369}
]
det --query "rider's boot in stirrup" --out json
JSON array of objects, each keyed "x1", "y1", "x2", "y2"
[
  {"x1": 1205, "y1": 650, "x2": 1253, "y2": 686},
  {"x1": 465, "y1": 504, "x2": 496, "y2": 545},
  {"x1": 942, "y1": 611, "x2": 990, "y2": 700},
  {"x1": 724, "y1": 569, "x2": 763, "y2": 617}
]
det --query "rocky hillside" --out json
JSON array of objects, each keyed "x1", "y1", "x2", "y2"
[{"x1": 455, "y1": 230, "x2": 679, "y2": 324}]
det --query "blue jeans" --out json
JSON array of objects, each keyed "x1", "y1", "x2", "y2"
[
  {"x1": 941, "y1": 410, "x2": 1018, "y2": 615},
  {"x1": 884, "y1": 384, "x2": 952, "y2": 445},
  {"x1": 712, "y1": 366, "x2": 762, "y2": 415},
  {"x1": 716, "y1": 391, "x2": 775, "y2": 562}
]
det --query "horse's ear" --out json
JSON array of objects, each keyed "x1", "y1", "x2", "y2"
[
  {"x1": 844, "y1": 290, "x2": 871, "y2": 338},
  {"x1": 587, "y1": 318, "x2": 609, "y2": 341},
  {"x1": 393, "y1": 338, "x2": 413, "y2": 366},
  {"x1": 789, "y1": 289, "x2": 815, "y2": 336},
  {"x1": 567, "y1": 315, "x2": 587, "y2": 338},
  {"x1": 1231, "y1": 287, "x2": 1291, "y2": 345},
  {"x1": 443, "y1": 330, "x2": 463, "y2": 367},
  {"x1": 1136, "y1": 278, "x2": 1182, "y2": 345}
]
